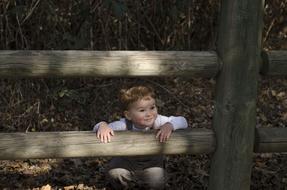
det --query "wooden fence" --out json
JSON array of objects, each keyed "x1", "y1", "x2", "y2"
[
  {"x1": 1, "y1": 128, "x2": 287, "y2": 160},
  {"x1": 0, "y1": 50, "x2": 286, "y2": 77},
  {"x1": 1, "y1": 0, "x2": 287, "y2": 189}
]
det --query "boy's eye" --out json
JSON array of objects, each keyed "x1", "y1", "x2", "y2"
[
  {"x1": 139, "y1": 109, "x2": 145, "y2": 112},
  {"x1": 151, "y1": 106, "x2": 156, "y2": 110}
]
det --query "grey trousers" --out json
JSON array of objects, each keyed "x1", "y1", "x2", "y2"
[{"x1": 106, "y1": 156, "x2": 165, "y2": 189}]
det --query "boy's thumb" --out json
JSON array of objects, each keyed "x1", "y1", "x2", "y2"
[{"x1": 110, "y1": 130, "x2": 114, "y2": 136}]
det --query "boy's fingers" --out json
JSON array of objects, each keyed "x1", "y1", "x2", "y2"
[
  {"x1": 162, "y1": 134, "x2": 169, "y2": 142},
  {"x1": 156, "y1": 131, "x2": 161, "y2": 139},
  {"x1": 160, "y1": 134, "x2": 164, "y2": 142},
  {"x1": 163, "y1": 135, "x2": 167, "y2": 142},
  {"x1": 167, "y1": 132, "x2": 171, "y2": 139},
  {"x1": 100, "y1": 134, "x2": 104, "y2": 143},
  {"x1": 107, "y1": 134, "x2": 111, "y2": 142},
  {"x1": 104, "y1": 135, "x2": 108, "y2": 143},
  {"x1": 110, "y1": 130, "x2": 114, "y2": 136},
  {"x1": 104, "y1": 135, "x2": 109, "y2": 143}
]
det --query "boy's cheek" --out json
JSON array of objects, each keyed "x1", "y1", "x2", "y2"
[
  {"x1": 135, "y1": 117, "x2": 145, "y2": 123},
  {"x1": 132, "y1": 118, "x2": 144, "y2": 124},
  {"x1": 132, "y1": 114, "x2": 144, "y2": 121}
]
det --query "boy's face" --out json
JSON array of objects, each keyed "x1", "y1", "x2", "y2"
[{"x1": 124, "y1": 96, "x2": 158, "y2": 128}]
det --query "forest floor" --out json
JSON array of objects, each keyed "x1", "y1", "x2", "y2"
[
  {"x1": 0, "y1": 0, "x2": 287, "y2": 189},
  {"x1": 0, "y1": 76, "x2": 287, "y2": 190}
]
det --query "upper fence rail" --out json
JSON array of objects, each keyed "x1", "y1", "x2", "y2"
[
  {"x1": 0, "y1": 50, "x2": 286, "y2": 78},
  {"x1": 0, "y1": 51, "x2": 218, "y2": 78}
]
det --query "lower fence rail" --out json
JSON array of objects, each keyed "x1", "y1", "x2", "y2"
[{"x1": 0, "y1": 127, "x2": 286, "y2": 160}]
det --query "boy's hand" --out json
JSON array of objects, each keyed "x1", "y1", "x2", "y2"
[
  {"x1": 97, "y1": 122, "x2": 114, "y2": 143},
  {"x1": 156, "y1": 122, "x2": 173, "y2": 142}
]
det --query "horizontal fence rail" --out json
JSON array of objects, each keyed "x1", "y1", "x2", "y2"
[
  {"x1": 255, "y1": 127, "x2": 287, "y2": 153},
  {"x1": 0, "y1": 50, "x2": 286, "y2": 78},
  {"x1": 0, "y1": 51, "x2": 219, "y2": 78},
  {"x1": 0, "y1": 128, "x2": 286, "y2": 160},
  {"x1": 261, "y1": 50, "x2": 287, "y2": 76},
  {"x1": 0, "y1": 128, "x2": 215, "y2": 160}
]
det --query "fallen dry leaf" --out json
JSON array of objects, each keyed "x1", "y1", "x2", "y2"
[{"x1": 40, "y1": 184, "x2": 51, "y2": 190}]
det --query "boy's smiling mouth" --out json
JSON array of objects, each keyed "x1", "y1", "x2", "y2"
[{"x1": 145, "y1": 118, "x2": 153, "y2": 122}]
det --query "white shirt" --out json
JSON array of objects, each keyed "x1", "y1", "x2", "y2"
[{"x1": 93, "y1": 114, "x2": 188, "y2": 132}]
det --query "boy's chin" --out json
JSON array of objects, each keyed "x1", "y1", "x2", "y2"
[{"x1": 136, "y1": 123, "x2": 153, "y2": 129}]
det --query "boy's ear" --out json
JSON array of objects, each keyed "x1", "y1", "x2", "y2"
[{"x1": 124, "y1": 111, "x2": 132, "y2": 120}]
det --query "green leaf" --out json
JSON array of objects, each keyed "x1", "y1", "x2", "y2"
[{"x1": 58, "y1": 89, "x2": 68, "y2": 98}]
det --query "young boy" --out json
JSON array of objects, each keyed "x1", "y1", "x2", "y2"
[{"x1": 93, "y1": 85, "x2": 188, "y2": 189}]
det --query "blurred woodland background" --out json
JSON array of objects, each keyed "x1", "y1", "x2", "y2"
[{"x1": 0, "y1": 0, "x2": 287, "y2": 189}]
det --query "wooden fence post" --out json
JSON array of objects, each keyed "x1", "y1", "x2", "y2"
[{"x1": 208, "y1": 0, "x2": 264, "y2": 189}]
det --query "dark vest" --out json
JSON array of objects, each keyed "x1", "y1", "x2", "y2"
[{"x1": 124, "y1": 119, "x2": 164, "y2": 169}]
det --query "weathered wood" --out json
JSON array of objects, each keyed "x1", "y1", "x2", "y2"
[
  {"x1": 208, "y1": 0, "x2": 264, "y2": 190},
  {"x1": 254, "y1": 128, "x2": 287, "y2": 153},
  {"x1": 0, "y1": 128, "x2": 286, "y2": 160},
  {"x1": 261, "y1": 51, "x2": 287, "y2": 76},
  {"x1": 0, "y1": 51, "x2": 219, "y2": 78},
  {"x1": 0, "y1": 128, "x2": 215, "y2": 160}
]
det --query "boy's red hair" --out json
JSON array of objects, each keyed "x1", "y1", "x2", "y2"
[{"x1": 119, "y1": 85, "x2": 155, "y2": 110}]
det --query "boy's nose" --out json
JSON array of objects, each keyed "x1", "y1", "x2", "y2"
[{"x1": 146, "y1": 111, "x2": 152, "y2": 116}]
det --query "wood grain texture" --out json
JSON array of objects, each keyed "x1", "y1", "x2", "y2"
[
  {"x1": 255, "y1": 127, "x2": 287, "y2": 153},
  {"x1": 0, "y1": 128, "x2": 286, "y2": 160},
  {"x1": 208, "y1": 0, "x2": 265, "y2": 189},
  {"x1": 261, "y1": 51, "x2": 287, "y2": 76},
  {"x1": 0, "y1": 51, "x2": 219, "y2": 78},
  {"x1": 0, "y1": 128, "x2": 215, "y2": 160}
]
